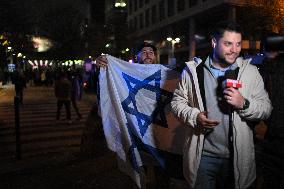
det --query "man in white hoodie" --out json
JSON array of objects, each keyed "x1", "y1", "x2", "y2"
[{"x1": 170, "y1": 21, "x2": 272, "y2": 189}]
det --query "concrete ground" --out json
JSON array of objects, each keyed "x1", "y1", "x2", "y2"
[{"x1": 0, "y1": 83, "x2": 139, "y2": 189}]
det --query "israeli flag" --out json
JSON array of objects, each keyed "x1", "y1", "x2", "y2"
[{"x1": 99, "y1": 55, "x2": 187, "y2": 188}]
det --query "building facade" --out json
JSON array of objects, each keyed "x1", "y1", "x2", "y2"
[
  {"x1": 104, "y1": 0, "x2": 129, "y2": 59},
  {"x1": 126, "y1": 0, "x2": 284, "y2": 65}
]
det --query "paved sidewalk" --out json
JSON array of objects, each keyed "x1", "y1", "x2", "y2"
[
  {"x1": 0, "y1": 152, "x2": 138, "y2": 189},
  {"x1": 0, "y1": 84, "x2": 139, "y2": 189}
]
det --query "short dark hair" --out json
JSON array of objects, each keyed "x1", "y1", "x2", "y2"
[
  {"x1": 136, "y1": 42, "x2": 157, "y2": 54},
  {"x1": 211, "y1": 20, "x2": 243, "y2": 40}
]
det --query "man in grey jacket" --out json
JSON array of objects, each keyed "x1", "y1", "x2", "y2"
[{"x1": 170, "y1": 21, "x2": 272, "y2": 189}]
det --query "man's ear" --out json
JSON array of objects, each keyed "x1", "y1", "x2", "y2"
[{"x1": 212, "y1": 38, "x2": 217, "y2": 48}]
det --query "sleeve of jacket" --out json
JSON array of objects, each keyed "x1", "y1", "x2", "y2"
[
  {"x1": 238, "y1": 65, "x2": 272, "y2": 121},
  {"x1": 170, "y1": 67, "x2": 201, "y2": 128}
]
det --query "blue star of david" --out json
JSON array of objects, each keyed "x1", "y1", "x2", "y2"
[
  {"x1": 121, "y1": 70, "x2": 173, "y2": 137},
  {"x1": 126, "y1": 121, "x2": 166, "y2": 171}
]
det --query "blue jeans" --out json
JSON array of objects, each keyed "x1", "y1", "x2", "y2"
[{"x1": 194, "y1": 155, "x2": 234, "y2": 189}]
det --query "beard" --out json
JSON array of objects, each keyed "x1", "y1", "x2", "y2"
[
  {"x1": 215, "y1": 52, "x2": 238, "y2": 66},
  {"x1": 141, "y1": 58, "x2": 154, "y2": 64}
]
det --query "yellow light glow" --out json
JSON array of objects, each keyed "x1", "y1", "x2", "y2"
[
  {"x1": 32, "y1": 36, "x2": 53, "y2": 52},
  {"x1": 3, "y1": 40, "x2": 9, "y2": 46}
]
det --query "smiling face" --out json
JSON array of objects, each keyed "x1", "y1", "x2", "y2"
[
  {"x1": 137, "y1": 46, "x2": 157, "y2": 64},
  {"x1": 212, "y1": 31, "x2": 242, "y2": 68}
]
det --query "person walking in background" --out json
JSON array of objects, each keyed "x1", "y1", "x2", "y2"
[
  {"x1": 71, "y1": 70, "x2": 83, "y2": 120},
  {"x1": 170, "y1": 21, "x2": 272, "y2": 189},
  {"x1": 55, "y1": 71, "x2": 72, "y2": 124},
  {"x1": 40, "y1": 70, "x2": 46, "y2": 86}
]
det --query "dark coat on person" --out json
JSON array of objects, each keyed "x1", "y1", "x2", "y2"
[{"x1": 54, "y1": 77, "x2": 72, "y2": 100}]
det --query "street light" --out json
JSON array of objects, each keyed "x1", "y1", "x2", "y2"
[
  {"x1": 167, "y1": 37, "x2": 180, "y2": 64},
  {"x1": 167, "y1": 37, "x2": 180, "y2": 57}
]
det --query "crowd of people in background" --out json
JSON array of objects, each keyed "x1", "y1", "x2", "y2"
[
  {"x1": 4, "y1": 64, "x2": 98, "y2": 125},
  {"x1": 4, "y1": 65, "x2": 98, "y2": 92}
]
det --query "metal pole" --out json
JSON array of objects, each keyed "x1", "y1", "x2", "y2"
[
  {"x1": 171, "y1": 41, "x2": 175, "y2": 58},
  {"x1": 14, "y1": 96, "x2": 21, "y2": 160}
]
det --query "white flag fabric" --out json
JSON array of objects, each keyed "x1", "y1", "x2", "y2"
[{"x1": 99, "y1": 55, "x2": 187, "y2": 188}]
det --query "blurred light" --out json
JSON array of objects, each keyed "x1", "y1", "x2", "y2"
[
  {"x1": 194, "y1": 34, "x2": 205, "y2": 40},
  {"x1": 115, "y1": 2, "x2": 126, "y2": 7},
  {"x1": 167, "y1": 37, "x2": 180, "y2": 43},
  {"x1": 75, "y1": 60, "x2": 83, "y2": 65},
  {"x1": 7, "y1": 46, "x2": 12, "y2": 50},
  {"x1": 28, "y1": 60, "x2": 34, "y2": 66},
  {"x1": 88, "y1": 56, "x2": 92, "y2": 59},
  {"x1": 175, "y1": 38, "x2": 180, "y2": 43},
  {"x1": 167, "y1": 37, "x2": 173, "y2": 42},
  {"x1": 3, "y1": 40, "x2": 9, "y2": 46},
  {"x1": 32, "y1": 36, "x2": 53, "y2": 52},
  {"x1": 121, "y1": 50, "x2": 126, "y2": 54},
  {"x1": 125, "y1": 48, "x2": 130, "y2": 52},
  {"x1": 17, "y1": 53, "x2": 23, "y2": 57},
  {"x1": 105, "y1": 43, "x2": 111, "y2": 48},
  {"x1": 128, "y1": 59, "x2": 133, "y2": 63},
  {"x1": 242, "y1": 40, "x2": 250, "y2": 49}
]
